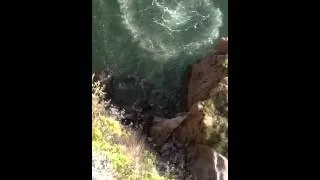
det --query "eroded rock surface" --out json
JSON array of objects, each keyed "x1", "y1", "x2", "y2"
[
  {"x1": 187, "y1": 39, "x2": 228, "y2": 109},
  {"x1": 150, "y1": 115, "x2": 186, "y2": 146},
  {"x1": 97, "y1": 38, "x2": 229, "y2": 180},
  {"x1": 149, "y1": 38, "x2": 228, "y2": 180},
  {"x1": 187, "y1": 144, "x2": 228, "y2": 180}
]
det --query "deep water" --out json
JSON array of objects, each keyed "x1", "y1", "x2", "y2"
[{"x1": 93, "y1": 0, "x2": 228, "y2": 117}]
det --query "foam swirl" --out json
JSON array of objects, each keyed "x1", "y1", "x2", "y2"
[{"x1": 118, "y1": 0, "x2": 223, "y2": 61}]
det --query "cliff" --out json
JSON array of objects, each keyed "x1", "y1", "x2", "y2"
[{"x1": 149, "y1": 38, "x2": 228, "y2": 180}]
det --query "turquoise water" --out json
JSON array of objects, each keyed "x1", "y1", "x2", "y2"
[
  {"x1": 93, "y1": 0, "x2": 227, "y2": 72},
  {"x1": 93, "y1": 0, "x2": 228, "y2": 115}
]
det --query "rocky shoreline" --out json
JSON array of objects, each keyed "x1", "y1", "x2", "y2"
[{"x1": 95, "y1": 38, "x2": 228, "y2": 180}]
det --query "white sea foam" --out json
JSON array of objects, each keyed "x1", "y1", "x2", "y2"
[{"x1": 118, "y1": 0, "x2": 223, "y2": 62}]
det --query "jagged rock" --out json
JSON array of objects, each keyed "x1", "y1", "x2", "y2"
[
  {"x1": 114, "y1": 38, "x2": 229, "y2": 180},
  {"x1": 187, "y1": 144, "x2": 228, "y2": 180},
  {"x1": 160, "y1": 142, "x2": 173, "y2": 153},
  {"x1": 201, "y1": 78, "x2": 228, "y2": 157},
  {"x1": 213, "y1": 37, "x2": 228, "y2": 55},
  {"x1": 151, "y1": 38, "x2": 228, "y2": 180},
  {"x1": 172, "y1": 104, "x2": 206, "y2": 146},
  {"x1": 150, "y1": 105, "x2": 205, "y2": 151},
  {"x1": 210, "y1": 77, "x2": 228, "y2": 116},
  {"x1": 150, "y1": 115, "x2": 186, "y2": 146},
  {"x1": 187, "y1": 39, "x2": 228, "y2": 109}
]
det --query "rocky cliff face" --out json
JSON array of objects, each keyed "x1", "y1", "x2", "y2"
[
  {"x1": 96, "y1": 38, "x2": 228, "y2": 180},
  {"x1": 149, "y1": 38, "x2": 228, "y2": 180},
  {"x1": 187, "y1": 52, "x2": 227, "y2": 109}
]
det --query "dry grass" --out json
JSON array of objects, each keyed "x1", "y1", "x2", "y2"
[{"x1": 92, "y1": 74, "x2": 167, "y2": 180}]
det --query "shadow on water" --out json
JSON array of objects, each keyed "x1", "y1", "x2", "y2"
[
  {"x1": 93, "y1": 0, "x2": 227, "y2": 118},
  {"x1": 105, "y1": 62, "x2": 192, "y2": 118}
]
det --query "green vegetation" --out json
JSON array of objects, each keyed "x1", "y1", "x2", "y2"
[
  {"x1": 204, "y1": 115, "x2": 228, "y2": 157},
  {"x1": 92, "y1": 77, "x2": 168, "y2": 180},
  {"x1": 203, "y1": 71, "x2": 228, "y2": 157}
]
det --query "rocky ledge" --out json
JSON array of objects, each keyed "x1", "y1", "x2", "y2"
[
  {"x1": 149, "y1": 38, "x2": 228, "y2": 180},
  {"x1": 96, "y1": 38, "x2": 228, "y2": 180}
]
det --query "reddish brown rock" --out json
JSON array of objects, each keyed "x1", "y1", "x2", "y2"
[
  {"x1": 187, "y1": 39, "x2": 228, "y2": 109},
  {"x1": 149, "y1": 115, "x2": 186, "y2": 146},
  {"x1": 149, "y1": 38, "x2": 228, "y2": 180},
  {"x1": 171, "y1": 104, "x2": 206, "y2": 146},
  {"x1": 213, "y1": 37, "x2": 228, "y2": 55},
  {"x1": 187, "y1": 144, "x2": 228, "y2": 180}
]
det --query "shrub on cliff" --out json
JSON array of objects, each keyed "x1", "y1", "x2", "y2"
[
  {"x1": 92, "y1": 76, "x2": 168, "y2": 180},
  {"x1": 203, "y1": 75, "x2": 228, "y2": 157}
]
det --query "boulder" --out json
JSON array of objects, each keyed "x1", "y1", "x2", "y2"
[
  {"x1": 172, "y1": 104, "x2": 206, "y2": 146},
  {"x1": 149, "y1": 115, "x2": 186, "y2": 146}
]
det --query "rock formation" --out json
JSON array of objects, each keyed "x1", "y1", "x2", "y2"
[
  {"x1": 149, "y1": 38, "x2": 228, "y2": 180},
  {"x1": 96, "y1": 38, "x2": 229, "y2": 179},
  {"x1": 187, "y1": 144, "x2": 228, "y2": 180},
  {"x1": 187, "y1": 39, "x2": 228, "y2": 109},
  {"x1": 150, "y1": 114, "x2": 186, "y2": 146}
]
